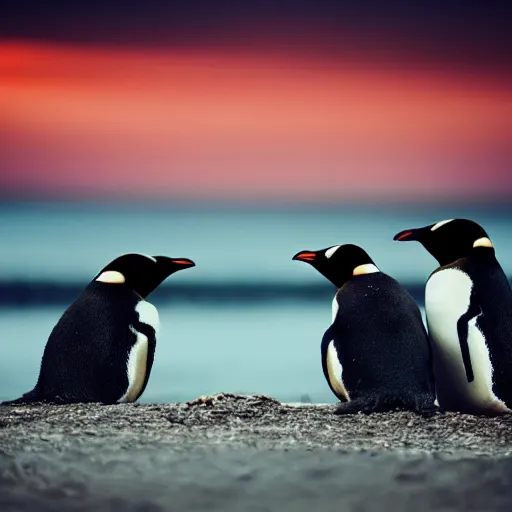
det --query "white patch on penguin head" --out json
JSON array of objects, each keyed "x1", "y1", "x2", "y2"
[
  {"x1": 353, "y1": 264, "x2": 380, "y2": 276},
  {"x1": 473, "y1": 237, "x2": 493, "y2": 248},
  {"x1": 325, "y1": 245, "x2": 341, "y2": 259},
  {"x1": 431, "y1": 219, "x2": 454, "y2": 232},
  {"x1": 96, "y1": 270, "x2": 126, "y2": 284}
]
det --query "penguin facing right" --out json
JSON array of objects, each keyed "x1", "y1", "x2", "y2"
[
  {"x1": 394, "y1": 218, "x2": 512, "y2": 415},
  {"x1": 2, "y1": 253, "x2": 195, "y2": 405},
  {"x1": 293, "y1": 244, "x2": 436, "y2": 415}
]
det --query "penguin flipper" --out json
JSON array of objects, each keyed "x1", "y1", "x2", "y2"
[
  {"x1": 1, "y1": 388, "x2": 41, "y2": 406},
  {"x1": 456, "y1": 291, "x2": 481, "y2": 383}
]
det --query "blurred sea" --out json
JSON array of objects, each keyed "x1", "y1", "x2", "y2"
[{"x1": 1, "y1": 201, "x2": 511, "y2": 403}]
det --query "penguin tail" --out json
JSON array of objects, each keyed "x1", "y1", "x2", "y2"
[{"x1": 1, "y1": 388, "x2": 41, "y2": 405}]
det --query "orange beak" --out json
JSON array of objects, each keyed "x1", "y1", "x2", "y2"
[
  {"x1": 393, "y1": 228, "x2": 424, "y2": 242},
  {"x1": 171, "y1": 258, "x2": 196, "y2": 267},
  {"x1": 394, "y1": 231, "x2": 413, "y2": 241},
  {"x1": 292, "y1": 251, "x2": 317, "y2": 262}
]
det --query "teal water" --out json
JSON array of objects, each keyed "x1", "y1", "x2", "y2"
[
  {"x1": 0, "y1": 202, "x2": 509, "y2": 403},
  {"x1": 0, "y1": 302, "x2": 427, "y2": 404},
  {"x1": 2, "y1": 202, "x2": 512, "y2": 284},
  {"x1": 0, "y1": 303, "x2": 337, "y2": 403}
]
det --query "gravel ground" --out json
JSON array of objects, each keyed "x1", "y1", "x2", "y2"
[{"x1": 1, "y1": 393, "x2": 512, "y2": 511}]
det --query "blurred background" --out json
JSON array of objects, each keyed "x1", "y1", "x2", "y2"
[{"x1": 0, "y1": 1, "x2": 511, "y2": 403}]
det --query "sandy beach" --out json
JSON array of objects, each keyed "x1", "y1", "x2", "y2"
[{"x1": 1, "y1": 393, "x2": 512, "y2": 511}]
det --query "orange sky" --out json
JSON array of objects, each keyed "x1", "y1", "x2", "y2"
[{"x1": 0, "y1": 41, "x2": 510, "y2": 202}]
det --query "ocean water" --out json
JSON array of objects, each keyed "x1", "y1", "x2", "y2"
[
  {"x1": 0, "y1": 303, "x2": 334, "y2": 403},
  {"x1": 0, "y1": 202, "x2": 510, "y2": 403},
  {"x1": 0, "y1": 301, "x2": 427, "y2": 404},
  {"x1": 2, "y1": 202, "x2": 512, "y2": 284}
]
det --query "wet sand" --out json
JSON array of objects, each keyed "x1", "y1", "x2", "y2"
[{"x1": 1, "y1": 394, "x2": 512, "y2": 511}]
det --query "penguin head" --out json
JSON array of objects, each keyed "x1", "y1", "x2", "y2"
[
  {"x1": 95, "y1": 253, "x2": 195, "y2": 298},
  {"x1": 292, "y1": 244, "x2": 378, "y2": 288},
  {"x1": 393, "y1": 218, "x2": 493, "y2": 266}
]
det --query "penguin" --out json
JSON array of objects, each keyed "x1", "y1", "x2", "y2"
[
  {"x1": 293, "y1": 244, "x2": 436, "y2": 415},
  {"x1": 394, "y1": 218, "x2": 512, "y2": 415},
  {"x1": 2, "y1": 253, "x2": 195, "y2": 405}
]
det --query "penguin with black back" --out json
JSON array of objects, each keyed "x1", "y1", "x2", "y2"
[
  {"x1": 394, "y1": 218, "x2": 512, "y2": 415},
  {"x1": 2, "y1": 253, "x2": 195, "y2": 405},
  {"x1": 293, "y1": 244, "x2": 436, "y2": 415}
]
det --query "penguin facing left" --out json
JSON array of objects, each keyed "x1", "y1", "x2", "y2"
[
  {"x1": 1, "y1": 253, "x2": 195, "y2": 405},
  {"x1": 394, "y1": 219, "x2": 512, "y2": 415},
  {"x1": 293, "y1": 244, "x2": 436, "y2": 415}
]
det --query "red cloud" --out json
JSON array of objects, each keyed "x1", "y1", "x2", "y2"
[{"x1": 1, "y1": 42, "x2": 510, "y2": 201}]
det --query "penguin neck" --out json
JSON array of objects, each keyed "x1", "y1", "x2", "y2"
[
  {"x1": 88, "y1": 280, "x2": 144, "y2": 300},
  {"x1": 432, "y1": 245, "x2": 496, "y2": 267},
  {"x1": 90, "y1": 280, "x2": 126, "y2": 289},
  {"x1": 318, "y1": 264, "x2": 380, "y2": 289},
  {"x1": 470, "y1": 245, "x2": 496, "y2": 262},
  {"x1": 423, "y1": 236, "x2": 495, "y2": 267},
  {"x1": 314, "y1": 267, "x2": 343, "y2": 289}
]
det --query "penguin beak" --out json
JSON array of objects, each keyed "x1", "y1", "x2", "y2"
[
  {"x1": 153, "y1": 256, "x2": 196, "y2": 270},
  {"x1": 171, "y1": 258, "x2": 196, "y2": 268},
  {"x1": 393, "y1": 229, "x2": 421, "y2": 242},
  {"x1": 292, "y1": 251, "x2": 317, "y2": 262}
]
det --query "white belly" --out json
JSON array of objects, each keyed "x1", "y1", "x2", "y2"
[
  {"x1": 326, "y1": 340, "x2": 350, "y2": 401},
  {"x1": 118, "y1": 301, "x2": 160, "y2": 403},
  {"x1": 425, "y1": 269, "x2": 508, "y2": 415},
  {"x1": 326, "y1": 294, "x2": 350, "y2": 401},
  {"x1": 118, "y1": 326, "x2": 149, "y2": 403}
]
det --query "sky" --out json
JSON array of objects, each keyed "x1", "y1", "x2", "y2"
[{"x1": 1, "y1": 1, "x2": 511, "y2": 204}]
